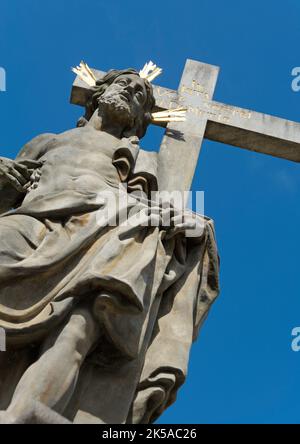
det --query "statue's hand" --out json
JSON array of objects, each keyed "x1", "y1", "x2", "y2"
[
  {"x1": 165, "y1": 210, "x2": 205, "y2": 239},
  {"x1": 0, "y1": 157, "x2": 43, "y2": 193},
  {"x1": 128, "y1": 136, "x2": 139, "y2": 146}
]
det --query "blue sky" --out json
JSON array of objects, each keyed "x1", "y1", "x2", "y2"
[{"x1": 1, "y1": 0, "x2": 300, "y2": 424}]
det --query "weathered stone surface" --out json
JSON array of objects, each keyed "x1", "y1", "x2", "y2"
[{"x1": 157, "y1": 59, "x2": 219, "y2": 195}]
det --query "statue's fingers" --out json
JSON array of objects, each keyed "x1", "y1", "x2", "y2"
[
  {"x1": 13, "y1": 162, "x2": 32, "y2": 179},
  {"x1": 165, "y1": 223, "x2": 195, "y2": 239},
  {"x1": 5, "y1": 173, "x2": 26, "y2": 192},
  {"x1": 160, "y1": 208, "x2": 174, "y2": 226},
  {"x1": 160, "y1": 207, "x2": 172, "y2": 216},
  {"x1": 9, "y1": 168, "x2": 28, "y2": 185},
  {"x1": 30, "y1": 170, "x2": 38, "y2": 180},
  {"x1": 161, "y1": 204, "x2": 182, "y2": 221},
  {"x1": 149, "y1": 213, "x2": 161, "y2": 227},
  {"x1": 23, "y1": 181, "x2": 32, "y2": 190},
  {"x1": 149, "y1": 206, "x2": 160, "y2": 215},
  {"x1": 18, "y1": 159, "x2": 44, "y2": 168},
  {"x1": 159, "y1": 200, "x2": 173, "y2": 211},
  {"x1": 175, "y1": 221, "x2": 196, "y2": 231},
  {"x1": 171, "y1": 214, "x2": 185, "y2": 226}
]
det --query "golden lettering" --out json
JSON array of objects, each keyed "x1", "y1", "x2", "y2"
[{"x1": 155, "y1": 87, "x2": 174, "y2": 98}]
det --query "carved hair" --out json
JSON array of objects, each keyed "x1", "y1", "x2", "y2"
[{"x1": 78, "y1": 69, "x2": 155, "y2": 138}]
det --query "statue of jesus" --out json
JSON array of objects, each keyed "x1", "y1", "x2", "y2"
[{"x1": 0, "y1": 65, "x2": 219, "y2": 424}]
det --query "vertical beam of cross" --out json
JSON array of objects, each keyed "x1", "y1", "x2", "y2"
[{"x1": 157, "y1": 60, "x2": 219, "y2": 195}]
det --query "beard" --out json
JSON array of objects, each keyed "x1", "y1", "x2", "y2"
[{"x1": 98, "y1": 92, "x2": 134, "y2": 129}]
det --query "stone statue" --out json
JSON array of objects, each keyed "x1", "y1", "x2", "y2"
[{"x1": 0, "y1": 66, "x2": 219, "y2": 424}]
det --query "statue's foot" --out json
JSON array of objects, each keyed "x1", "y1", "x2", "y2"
[{"x1": 1, "y1": 400, "x2": 72, "y2": 424}]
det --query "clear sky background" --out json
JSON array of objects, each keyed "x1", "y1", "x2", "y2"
[{"x1": 1, "y1": 0, "x2": 300, "y2": 424}]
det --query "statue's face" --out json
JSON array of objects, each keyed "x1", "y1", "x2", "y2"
[{"x1": 97, "y1": 74, "x2": 148, "y2": 131}]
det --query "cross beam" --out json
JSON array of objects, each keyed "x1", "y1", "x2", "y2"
[{"x1": 71, "y1": 59, "x2": 300, "y2": 194}]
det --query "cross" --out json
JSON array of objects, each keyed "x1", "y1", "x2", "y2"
[{"x1": 71, "y1": 59, "x2": 300, "y2": 195}]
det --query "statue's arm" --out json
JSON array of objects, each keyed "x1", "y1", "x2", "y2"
[
  {"x1": 15, "y1": 133, "x2": 55, "y2": 161},
  {"x1": 0, "y1": 133, "x2": 55, "y2": 213}
]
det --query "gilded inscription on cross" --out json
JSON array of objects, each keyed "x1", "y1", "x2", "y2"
[{"x1": 71, "y1": 59, "x2": 300, "y2": 196}]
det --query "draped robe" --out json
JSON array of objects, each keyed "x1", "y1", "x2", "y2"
[{"x1": 0, "y1": 125, "x2": 220, "y2": 423}]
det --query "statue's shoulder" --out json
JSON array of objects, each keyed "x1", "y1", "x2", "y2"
[{"x1": 16, "y1": 132, "x2": 57, "y2": 161}]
